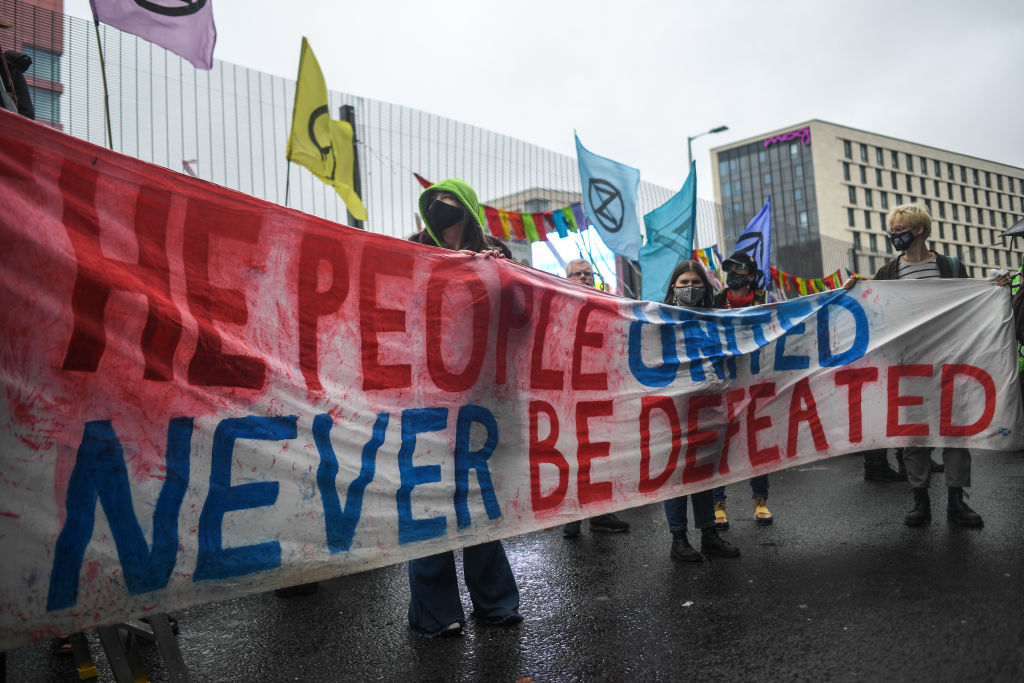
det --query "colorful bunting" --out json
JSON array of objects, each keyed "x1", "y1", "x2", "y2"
[{"x1": 769, "y1": 265, "x2": 854, "y2": 298}]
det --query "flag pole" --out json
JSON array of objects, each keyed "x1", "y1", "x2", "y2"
[
  {"x1": 284, "y1": 161, "x2": 291, "y2": 207},
  {"x1": 90, "y1": 14, "x2": 114, "y2": 151}
]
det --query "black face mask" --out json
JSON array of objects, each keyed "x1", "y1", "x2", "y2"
[
  {"x1": 726, "y1": 271, "x2": 750, "y2": 290},
  {"x1": 427, "y1": 199, "x2": 465, "y2": 232}
]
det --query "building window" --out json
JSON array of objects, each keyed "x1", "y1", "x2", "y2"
[
  {"x1": 795, "y1": 188, "x2": 804, "y2": 203},
  {"x1": 973, "y1": 188, "x2": 979, "y2": 204},
  {"x1": 22, "y1": 45, "x2": 61, "y2": 83},
  {"x1": 860, "y1": 144, "x2": 868, "y2": 162},
  {"x1": 864, "y1": 189, "x2": 873, "y2": 207},
  {"x1": 891, "y1": 150, "x2": 899, "y2": 169},
  {"x1": 932, "y1": 159, "x2": 940, "y2": 177},
  {"x1": 947, "y1": 183, "x2": 953, "y2": 200},
  {"x1": 896, "y1": 193, "x2": 903, "y2": 205},
  {"x1": 799, "y1": 211, "x2": 808, "y2": 227},
  {"x1": 758, "y1": 150, "x2": 767, "y2": 163},
  {"x1": 947, "y1": 163, "x2": 954, "y2": 180},
  {"x1": 876, "y1": 148, "x2": 884, "y2": 165},
  {"x1": 939, "y1": 202, "x2": 946, "y2": 218},
  {"x1": 853, "y1": 231, "x2": 861, "y2": 248},
  {"x1": 973, "y1": 169, "x2": 979, "y2": 185},
  {"x1": 795, "y1": 164, "x2": 803, "y2": 179},
  {"x1": 938, "y1": 223, "x2": 945, "y2": 239},
  {"x1": 869, "y1": 234, "x2": 878, "y2": 252},
  {"x1": 843, "y1": 140, "x2": 852, "y2": 159},
  {"x1": 919, "y1": 177, "x2": 927, "y2": 195},
  {"x1": 952, "y1": 205, "x2": 959, "y2": 220},
  {"x1": 997, "y1": 175, "x2": 1004, "y2": 191},
  {"x1": 960, "y1": 186, "x2": 967, "y2": 202},
  {"x1": 986, "y1": 191, "x2": 991, "y2": 206},
  {"x1": 860, "y1": 166, "x2": 867, "y2": 184},
  {"x1": 906, "y1": 174, "x2": 913, "y2": 190},
  {"x1": 965, "y1": 206, "x2": 972, "y2": 222},
  {"x1": 919, "y1": 157, "x2": 928, "y2": 175},
  {"x1": 27, "y1": 86, "x2": 60, "y2": 124},
  {"x1": 933, "y1": 180, "x2": 940, "y2": 196},
  {"x1": 906, "y1": 153, "x2": 914, "y2": 171},
  {"x1": 525, "y1": 198, "x2": 550, "y2": 212},
  {"x1": 849, "y1": 186, "x2": 857, "y2": 204},
  {"x1": 880, "y1": 211, "x2": 886, "y2": 227},
  {"x1": 982, "y1": 249, "x2": 989, "y2": 265},
  {"x1": 790, "y1": 142, "x2": 800, "y2": 158},
  {"x1": 991, "y1": 209, "x2": 996, "y2": 225},
  {"x1": 952, "y1": 225, "x2": 958, "y2": 241},
  {"x1": 864, "y1": 211, "x2": 871, "y2": 229},
  {"x1": 764, "y1": 172, "x2": 772, "y2": 185},
  {"x1": 997, "y1": 194, "x2": 1003, "y2": 209},
  {"x1": 848, "y1": 207, "x2": 856, "y2": 227},
  {"x1": 880, "y1": 192, "x2": 889, "y2": 209},
  {"x1": 876, "y1": 169, "x2": 883, "y2": 186},
  {"x1": 843, "y1": 162, "x2": 850, "y2": 181},
  {"x1": 985, "y1": 171, "x2": 991, "y2": 188}
]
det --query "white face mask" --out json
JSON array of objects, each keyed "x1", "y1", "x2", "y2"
[{"x1": 673, "y1": 285, "x2": 704, "y2": 306}]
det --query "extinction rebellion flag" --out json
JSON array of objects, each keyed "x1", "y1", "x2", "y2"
[{"x1": 90, "y1": 0, "x2": 217, "y2": 70}]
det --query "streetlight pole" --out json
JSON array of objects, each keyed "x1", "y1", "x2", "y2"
[{"x1": 687, "y1": 125, "x2": 729, "y2": 167}]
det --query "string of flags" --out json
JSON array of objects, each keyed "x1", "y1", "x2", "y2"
[
  {"x1": 770, "y1": 265, "x2": 854, "y2": 299},
  {"x1": 414, "y1": 173, "x2": 590, "y2": 242}
]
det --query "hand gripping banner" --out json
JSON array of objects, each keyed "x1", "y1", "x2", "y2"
[{"x1": 1, "y1": 110, "x2": 1022, "y2": 648}]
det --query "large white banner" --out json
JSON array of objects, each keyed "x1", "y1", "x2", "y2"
[{"x1": 1, "y1": 111, "x2": 1022, "y2": 649}]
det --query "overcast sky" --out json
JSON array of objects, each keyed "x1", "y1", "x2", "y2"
[{"x1": 66, "y1": 0, "x2": 1024, "y2": 200}]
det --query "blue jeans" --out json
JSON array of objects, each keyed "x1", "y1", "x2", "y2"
[
  {"x1": 408, "y1": 540, "x2": 520, "y2": 636},
  {"x1": 663, "y1": 488, "x2": 715, "y2": 532},
  {"x1": 713, "y1": 474, "x2": 769, "y2": 503}
]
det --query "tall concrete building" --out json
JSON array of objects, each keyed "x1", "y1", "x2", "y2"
[{"x1": 711, "y1": 120, "x2": 1024, "y2": 277}]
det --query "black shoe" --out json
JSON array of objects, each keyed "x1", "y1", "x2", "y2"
[
  {"x1": 947, "y1": 487, "x2": 983, "y2": 527},
  {"x1": 670, "y1": 531, "x2": 701, "y2": 562},
  {"x1": 562, "y1": 521, "x2": 582, "y2": 538},
  {"x1": 905, "y1": 487, "x2": 932, "y2": 526},
  {"x1": 590, "y1": 513, "x2": 629, "y2": 533},
  {"x1": 700, "y1": 528, "x2": 740, "y2": 558}
]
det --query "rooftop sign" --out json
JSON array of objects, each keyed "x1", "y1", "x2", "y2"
[{"x1": 764, "y1": 127, "x2": 810, "y2": 148}]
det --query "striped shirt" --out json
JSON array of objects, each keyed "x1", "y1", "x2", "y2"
[{"x1": 896, "y1": 254, "x2": 941, "y2": 280}]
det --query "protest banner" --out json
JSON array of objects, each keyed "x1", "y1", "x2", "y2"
[{"x1": 1, "y1": 110, "x2": 1021, "y2": 649}]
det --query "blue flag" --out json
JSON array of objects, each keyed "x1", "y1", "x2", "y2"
[
  {"x1": 575, "y1": 134, "x2": 642, "y2": 260},
  {"x1": 734, "y1": 197, "x2": 773, "y2": 289},
  {"x1": 639, "y1": 162, "x2": 697, "y2": 302}
]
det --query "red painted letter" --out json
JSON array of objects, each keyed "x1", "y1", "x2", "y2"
[
  {"x1": 746, "y1": 382, "x2": 780, "y2": 467},
  {"x1": 571, "y1": 301, "x2": 608, "y2": 390},
  {"x1": 61, "y1": 163, "x2": 182, "y2": 381},
  {"x1": 834, "y1": 366, "x2": 879, "y2": 443},
  {"x1": 185, "y1": 196, "x2": 265, "y2": 389},
  {"x1": 425, "y1": 262, "x2": 490, "y2": 392},
  {"x1": 529, "y1": 400, "x2": 568, "y2": 512},
  {"x1": 297, "y1": 231, "x2": 349, "y2": 391},
  {"x1": 718, "y1": 388, "x2": 746, "y2": 476},
  {"x1": 359, "y1": 244, "x2": 412, "y2": 390},
  {"x1": 684, "y1": 394, "x2": 720, "y2": 484},
  {"x1": 576, "y1": 400, "x2": 614, "y2": 504},
  {"x1": 638, "y1": 396, "x2": 680, "y2": 493},
  {"x1": 495, "y1": 278, "x2": 532, "y2": 385},
  {"x1": 940, "y1": 364, "x2": 996, "y2": 436},
  {"x1": 530, "y1": 289, "x2": 564, "y2": 390},
  {"x1": 886, "y1": 364, "x2": 932, "y2": 437},
  {"x1": 786, "y1": 378, "x2": 828, "y2": 457}
]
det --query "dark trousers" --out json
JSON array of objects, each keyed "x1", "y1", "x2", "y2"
[{"x1": 408, "y1": 540, "x2": 519, "y2": 636}]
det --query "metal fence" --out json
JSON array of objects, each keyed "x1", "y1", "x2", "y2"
[{"x1": 2, "y1": 1, "x2": 723, "y2": 254}]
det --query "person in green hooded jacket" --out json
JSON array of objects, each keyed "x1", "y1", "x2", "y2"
[{"x1": 405, "y1": 178, "x2": 522, "y2": 637}]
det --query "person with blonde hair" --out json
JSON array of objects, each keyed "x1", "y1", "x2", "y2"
[{"x1": 872, "y1": 202, "x2": 982, "y2": 527}]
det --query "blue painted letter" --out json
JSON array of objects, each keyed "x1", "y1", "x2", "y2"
[
  {"x1": 397, "y1": 407, "x2": 449, "y2": 544},
  {"x1": 453, "y1": 404, "x2": 502, "y2": 529}
]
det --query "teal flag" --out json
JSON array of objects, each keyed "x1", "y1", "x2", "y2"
[
  {"x1": 639, "y1": 162, "x2": 697, "y2": 302},
  {"x1": 575, "y1": 134, "x2": 642, "y2": 260}
]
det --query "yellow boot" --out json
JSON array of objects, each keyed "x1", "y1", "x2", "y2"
[
  {"x1": 754, "y1": 497, "x2": 773, "y2": 526},
  {"x1": 713, "y1": 500, "x2": 729, "y2": 530}
]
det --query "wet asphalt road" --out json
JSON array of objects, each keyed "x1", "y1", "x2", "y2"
[{"x1": 7, "y1": 450, "x2": 1024, "y2": 682}]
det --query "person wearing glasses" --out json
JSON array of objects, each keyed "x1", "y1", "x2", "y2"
[
  {"x1": 560, "y1": 258, "x2": 631, "y2": 536},
  {"x1": 710, "y1": 251, "x2": 773, "y2": 529}
]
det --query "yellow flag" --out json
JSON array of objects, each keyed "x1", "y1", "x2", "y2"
[{"x1": 286, "y1": 38, "x2": 367, "y2": 221}]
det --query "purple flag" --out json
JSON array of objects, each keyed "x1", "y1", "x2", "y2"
[{"x1": 90, "y1": 0, "x2": 216, "y2": 70}]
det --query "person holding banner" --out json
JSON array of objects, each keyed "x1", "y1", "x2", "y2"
[
  {"x1": 661, "y1": 260, "x2": 740, "y2": 561},
  {"x1": 561, "y1": 258, "x2": 631, "y2": 537},
  {"x1": 711, "y1": 251, "x2": 773, "y2": 528},
  {"x1": 405, "y1": 179, "x2": 523, "y2": 637},
  {"x1": 871, "y1": 203, "x2": 983, "y2": 527}
]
